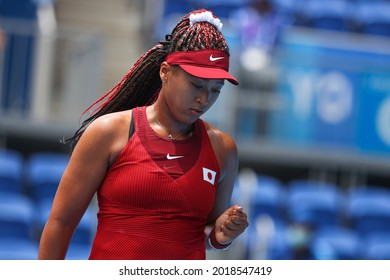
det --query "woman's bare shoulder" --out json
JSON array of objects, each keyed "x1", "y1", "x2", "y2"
[
  {"x1": 77, "y1": 110, "x2": 133, "y2": 161},
  {"x1": 88, "y1": 110, "x2": 131, "y2": 133},
  {"x1": 203, "y1": 121, "x2": 237, "y2": 153}
]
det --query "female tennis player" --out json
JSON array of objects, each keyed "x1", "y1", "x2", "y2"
[{"x1": 38, "y1": 9, "x2": 249, "y2": 260}]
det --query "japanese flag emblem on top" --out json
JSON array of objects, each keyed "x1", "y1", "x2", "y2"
[{"x1": 203, "y1": 167, "x2": 217, "y2": 186}]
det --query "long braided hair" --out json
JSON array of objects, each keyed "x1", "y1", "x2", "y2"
[{"x1": 65, "y1": 9, "x2": 230, "y2": 151}]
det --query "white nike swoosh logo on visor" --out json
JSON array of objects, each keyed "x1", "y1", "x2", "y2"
[
  {"x1": 167, "y1": 154, "x2": 184, "y2": 160},
  {"x1": 209, "y1": 54, "x2": 224, "y2": 61}
]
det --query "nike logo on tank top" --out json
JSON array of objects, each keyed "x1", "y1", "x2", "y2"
[{"x1": 137, "y1": 106, "x2": 201, "y2": 179}]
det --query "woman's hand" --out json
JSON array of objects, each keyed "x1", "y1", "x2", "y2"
[{"x1": 213, "y1": 205, "x2": 249, "y2": 245}]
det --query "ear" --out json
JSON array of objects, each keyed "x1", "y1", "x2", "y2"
[{"x1": 160, "y1": 62, "x2": 171, "y2": 83}]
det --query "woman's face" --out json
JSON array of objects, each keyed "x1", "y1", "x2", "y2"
[{"x1": 161, "y1": 63, "x2": 225, "y2": 124}]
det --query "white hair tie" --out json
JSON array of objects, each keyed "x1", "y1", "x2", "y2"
[{"x1": 189, "y1": 10, "x2": 223, "y2": 32}]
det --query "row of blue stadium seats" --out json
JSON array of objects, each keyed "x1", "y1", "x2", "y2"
[
  {"x1": 0, "y1": 237, "x2": 93, "y2": 260},
  {"x1": 0, "y1": 148, "x2": 96, "y2": 259},
  {"x1": 0, "y1": 149, "x2": 69, "y2": 201},
  {"x1": 233, "y1": 171, "x2": 390, "y2": 259},
  {"x1": 246, "y1": 217, "x2": 390, "y2": 260},
  {"x1": 0, "y1": 191, "x2": 97, "y2": 260},
  {"x1": 278, "y1": 0, "x2": 390, "y2": 36},
  {"x1": 160, "y1": 0, "x2": 390, "y2": 37},
  {"x1": 234, "y1": 174, "x2": 390, "y2": 236}
]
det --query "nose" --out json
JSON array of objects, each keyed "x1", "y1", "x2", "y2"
[{"x1": 196, "y1": 90, "x2": 209, "y2": 105}]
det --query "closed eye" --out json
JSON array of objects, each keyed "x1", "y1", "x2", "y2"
[{"x1": 192, "y1": 82, "x2": 203, "y2": 89}]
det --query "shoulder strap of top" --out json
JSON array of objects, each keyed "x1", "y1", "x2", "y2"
[{"x1": 129, "y1": 110, "x2": 135, "y2": 140}]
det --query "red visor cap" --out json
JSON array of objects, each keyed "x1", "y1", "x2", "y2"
[{"x1": 165, "y1": 50, "x2": 239, "y2": 85}]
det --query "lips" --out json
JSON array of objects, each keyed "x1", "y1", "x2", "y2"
[
  {"x1": 192, "y1": 108, "x2": 203, "y2": 113},
  {"x1": 191, "y1": 107, "x2": 203, "y2": 114}
]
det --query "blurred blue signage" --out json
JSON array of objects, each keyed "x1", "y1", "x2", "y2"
[{"x1": 270, "y1": 27, "x2": 390, "y2": 156}]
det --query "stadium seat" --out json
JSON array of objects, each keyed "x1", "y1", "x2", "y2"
[
  {"x1": 266, "y1": 224, "x2": 293, "y2": 260},
  {"x1": 300, "y1": 0, "x2": 353, "y2": 32},
  {"x1": 272, "y1": 0, "x2": 298, "y2": 26},
  {"x1": 251, "y1": 174, "x2": 286, "y2": 221},
  {"x1": 357, "y1": 2, "x2": 390, "y2": 37},
  {"x1": 311, "y1": 226, "x2": 362, "y2": 260},
  {"x1": 248, "y1": 217, "x2": 293, "y2": 260},
  {"x1": 363, "y1": 231, "x2": 390, "y2": 260},
  {"x1": 25, "y1": 152, "x2": 69, "y2": 201},
  {"x1": 286, "y1": 180, "x2": 344, "y2": 230},
  {"x1": 345, "y1": 186, "x2": 390, "y2": 237},
  {"x1": 0, "y1": 192, "x2": 35, "y2": 239},
  {"x1": 0, "y1": 149, "x2": 24, "y2": 193},
  {"x1": 0, "y1": 238, "x2": 38, "y2": 260}
]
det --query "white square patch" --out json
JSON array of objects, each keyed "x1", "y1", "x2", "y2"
[{"x1": 203, "y1": 167, "x2": 217, "y2": 186}]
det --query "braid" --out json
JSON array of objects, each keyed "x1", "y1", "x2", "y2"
[
  {"x1": 65, "y1": 41, "x2": 169, "y2": 150},
  {"x1": 65, "y1": 9, "x2": 228, "y2": 151}
]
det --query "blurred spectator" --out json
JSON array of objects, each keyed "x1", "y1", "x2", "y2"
[
  {"x1": 232, "y1": 0, "x2": 282, "y2": 74},
  {"x1": 233, "y1": 0, "x2": 280, "y2": 53}
]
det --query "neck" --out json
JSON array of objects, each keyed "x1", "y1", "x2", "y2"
[{"x1": 151, "y1": 105, "x2": 193, "y2": 140}]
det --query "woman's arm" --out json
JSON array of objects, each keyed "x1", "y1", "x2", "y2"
[
  {"x1": 206, "y1": 124, "x2": 249, "y2": 248},
  {"x1": 38, "y1": 112, "x2": 130, "y2": 259}
]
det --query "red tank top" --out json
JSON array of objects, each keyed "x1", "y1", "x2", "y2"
[{"x1": 88, "y1": 106, "x2": 220, "y2": 260}]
